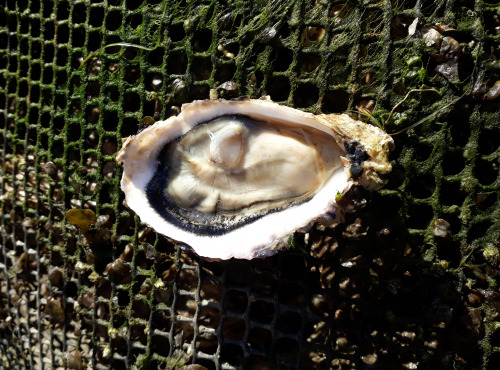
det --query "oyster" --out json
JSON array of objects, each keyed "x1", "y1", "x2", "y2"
[{"x1": 117, "y1": 98, "x2": 393, "y2": 260}]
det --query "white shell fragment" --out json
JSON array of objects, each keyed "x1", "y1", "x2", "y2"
[{"x1": 117, "y1": 98, "x2": 394, "y2": 260}]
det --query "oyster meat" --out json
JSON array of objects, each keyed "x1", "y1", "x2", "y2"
[{"x1": 117, "y1": 98, "x2": 394, "y2": 260}]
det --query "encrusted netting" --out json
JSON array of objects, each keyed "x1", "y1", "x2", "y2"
[{"x1": 1, "y1": 0, "x2": 500, "y2": 369}]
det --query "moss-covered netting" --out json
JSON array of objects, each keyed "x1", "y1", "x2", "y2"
[{"x1": 1, "y1": 0, "x2": 499, "y2": 369}]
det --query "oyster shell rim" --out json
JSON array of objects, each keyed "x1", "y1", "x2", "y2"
[{"x1": 117, "y1": 97, "x2": 394, "y2": 260}]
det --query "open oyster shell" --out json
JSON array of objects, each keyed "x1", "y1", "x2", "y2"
[{"x1": 117, "y1": 97, "x2": 394, "y2": 260}]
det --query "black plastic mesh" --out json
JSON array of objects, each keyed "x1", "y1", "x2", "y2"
[{"x1": 1, "y1": 0, "x2": 499, "y2": 369}]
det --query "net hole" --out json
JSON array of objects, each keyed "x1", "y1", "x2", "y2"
[
  {"x1": 40, "y1": 112, "x2": 51, "y2": 128},
  {"x1": 491, "y1": 328, "x2": 500, "y2": 347},
  {"x1": 30, "y1": 19, "x2": 40, "y2": 37},
  {"x1": 450, "y1": 120, "x2": 471, "y2": 147},
  {"x1": 30, "y1": 40, "x2": 41, "y2": 59},
  {"x1": 322, "y1": 90, "x2": 349, "y2": 113},
  {"x1": 192, "y1": 57, "x2": 212, "y2": 81},
  {"x1": 43, "y1": 44, "x2": 55, "y2": 63},
  {"x1": 28, "y1": 107, "x2": 38, "y2": 126},
  {"x1": 151, "y1": 310, "x2": 172, "y2": 332},
  {"x1": 89, "y1": 7, "x2": 104, "y2": 27},
  {"x1": 42, "y1": 21, "x2": 55, "y2": 41},
  {"x1": 146, "y1": 46, "x2": 163, "y2": 66},
  {"x1": 280, "y1": 282, "x2": 305, "y2": 306},
  {"x1": 221, "y1": 317, "x2": 246, "y2": 340},
  {"x1": 196, "y1": 333, "x2": 218, "y2": 355},
  {"x1": 125, "y1": 65, "x2": 140, "y2": 84},
  {"x1": 169, "y1": 22, "x2": 185, "y2": 42},
  {"x1": 20, "y1": 18, "x2": 29, "y2": 36},
  {"x1": 95, "y1": 323, "x2": 110, "y2": 341},
  {"x1": 72, "y1": 3, "x2": 87, "y2": 24},
  {"x1": 200, "y1": 279, "x2": 223, "y2": 302},
  {"x1": 215, "y1": 63, "x2": 235, "y2": 83},
  {"x1": 55, "y1": 94, "x2": 67, "y2": 109},
  {"x1": 301, "y1": 53, "x2": 322, "y2": 73},
  {"x1": 475, "y1": 159, "x2": 498, "y2": 185},
  {"x1": 72, "y1": 27, "x2": 85, "y2": 48},
  {"x1": 104, "y1": 35, "x2": 122, "y2": 54},
  {"x1": 102, "y1": 137, "x2": 118, "y2": 155},
  {"x1": 408, "y1": 174, "x2": 436, "y2": 199},
  {"x1": 132, "y1": 299, "x2": 151, "y2": 320},
  {"x1": 281, "y1": 254, "x2": 307, "y2": 279},
  {"x1": 442, "y1": 151, "x2": 465, "y2": 176},
  {"x1": 123, "y1": 92, "x2": 140, "y2": 112},
  {"x1": 197, "y1": 306, "x2": 220, "y2": 329},
  {"x1": 274, "y1": 338, "x2": 300, "y2": 363},
  {"x1": 226, "y1": 262, "x2": 250, "y2": 285},
  {"x1": 467, "y1": 221, "x2": 493, "y2": 244},
  {"x1": 475, "y1": 192, "x2": 497, "y2": 211},
  {"x1": 116, "y1": 214, "x2": 135, "y2": 237},
  {"x1": 106, "y1": 10, "x2": 122, "y2": 31},
  {"x1": 88, "y1": 31, "x2": 102, "y2": 51},
  {"x1": 437, "y1": 240, "x2": 461, "y2": 267},
  {"x1": 249, "y1": 300, "x2": 275, "y2": 324},
  {"x1": 267, "y1": 76, "x2": 291, "y2": 102},
  {"x1": 244, "y1": 355, "x2": 269, "y2": 370},
  {"x1": 18, "y1": 79, "x2": 29, "y2": 97},
  {"x1": 178, "y1": 269, "x2": 199, "y2": 292},
  {"x1": 103, "y1": 110, "x2": 118, "y2": 131},
  {"x1": 302, "y1": 26, "x2": 325, "y2": 46},
  {"x1": 167, "y1": 50, "x2": 189, "y2": 75},
  {"x1": 0, "y1": 34, "x2": 7, "y2": 53},
  {"x1": 20, "y1": 37, "x2": 30, "y2": 56},
  {"x1": 478, "y1": 129, "x2": 500, "y2": 155},
  {"x1": 85, "y1": 105, "x2": 100, "y2": 124},
  {"x1": 67, "y1": 122, "x2": 81, "y2": 142},
  {"x1": 84, "y1": 130, "x2": 99, "y2": 149},
  {"x1": 385, "y1": 164, "x2": 406, "y2": 190},
  {"x1": 251, "y1": 271, "x2": 277, "y2": 296},
  {"x1": 175, "y1": 296, "x2": 197, "y2": 318},
  {"x1": 66, "y1": 147, "x2": 80, "y2": 165},
  {"x1": 51, "y1": 139, "x2": 64, "y2": 158},
  {"x1": 414, "y1": 142, "x2": 433, "y2": 162},
  {"x1": 115, "y1": 290, "x2": 130, "y2": 307},
  {"x1": 30, "y1": 63, "x2": 41, "y2": 81},
  {"x1": 406, "y1": 203, "x2": 433, "y2": 229},
  {"x1": 8, "y1": 35, "x2": 18, "y2": 54},
  {"x1": 127, "y1": 13, "x2": 142, "y2": 30},
  {"x1": 373, "y1": 194, "x2": 402, "y2": 218},
  {"x1": 271, "y1": 48, "x2": 293, "y2": 72},
  {"x1": 130, "y1": 324, "x2": 148, "y2": 345},
  {"x1": 86, "y1": 81, "x2": 101, "y2": 98},
  {"x1": 223, "y1": 290, "x2": 248, "y2": 314},
  {"x1": 192, "y1": 29, "x2": 212, "y2": 52},
  {"x1": 102, "y1": 162, "x2": 116, "y2": 179},
  {"x1": 189, "y1": 84, "x2": 210, "y2": 101},
  {"x1": 121, "y1": 117, "x2": 138, "y2": 137},
  {"x1": 247, "y1": 327, "x2": 272, "y2": 352},
  {"x1": 110, "y1": 337, "x2": 128, "y2": 356},
  {"x1": 276, "y1": 310, "x2": 302, "y2": 334},
  {"x1": 29, "y1": 85, "x2": 40, "y2": 103},
  {"x1": 390, "y1": 16, "x2": 414, "y2": 40},
  {"x1": 96, "y1": 279, "x2": 112, "y2": 299},
  {"x1": 7, "y1": 13, "x2": 17, "y2": 32},
  {"x1": 221, "y1": 344, "x2": 244, "y2": 367}
]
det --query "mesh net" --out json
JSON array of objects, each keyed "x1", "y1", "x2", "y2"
[{"x1": 1, "y1": 0, "x2": 500, "y2": 369}]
